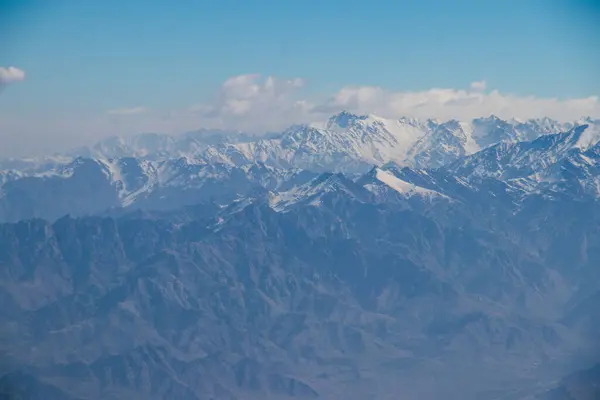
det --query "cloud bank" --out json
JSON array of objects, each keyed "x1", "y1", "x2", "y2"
[
  {"x1": 176, "y1": 74, "x2": 600, "y2": 132},
  {"x1": 1, "y1": 73, "x2": 600, "y2": 157},
  {"x1": 185, "y1": 74, "x2": 310, "y2": 132},
  {"x1": 0, "y1": 67, "x2": 26, "y2": 85}
]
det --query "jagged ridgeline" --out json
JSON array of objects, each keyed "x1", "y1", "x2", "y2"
[{"x1": 1, "y1": 113, "x2": 600, "y2": 399}]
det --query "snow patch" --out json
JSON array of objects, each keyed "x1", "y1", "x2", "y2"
[
  {"x1": 373, "y1": 168, "x2": 445, "y2": 198},
  {"x1": 574, "y1": 124, "x2": 600, "y2": 151}
]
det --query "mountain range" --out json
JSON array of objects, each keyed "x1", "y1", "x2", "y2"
[
  {"x1": 1, "y1": 112, "x2": 600, "y2": 399},
  {"x1": 0, "y1": 112, "x2": 598, "y2": 222}
]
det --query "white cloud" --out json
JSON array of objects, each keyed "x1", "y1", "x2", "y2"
[
  {"x1": 2, "y1": 74, "x2": 600, "y2": 157},
  {"x1": 318, "y1": 84, "x2": 600, "y2": 122},
  {"x1": 107, "y1": 106, "x2": 147, "y2": 116},
  {"x1": 175, "y1": 75, "x2": 600, "y2": 131},
  {"x1": 184, "y1": 74, "x2": 311, "y2": 131},
  {"x1": 0, "y1": 66, "x2": 26, "y2": 85},
  {"x1": 91, "y1": 75, "x2": 600, "y2": 139},
  {"x1": 470, "y1": 80, "x2": 487, "y2": 92}
]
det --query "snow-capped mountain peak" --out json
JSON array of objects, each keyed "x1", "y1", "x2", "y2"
[
  {"x1": 15, "y1": 113, "x2": 583, "y2": 175},
  {"x1": 324, "y1": 110, "x2": 370, "y2": 129},
  {"x1": 2, "y1": 114, "x2": 595, "y2": 203},
  {"x1": 269, "y1": 172, "x2": 369, "y2": 210}
]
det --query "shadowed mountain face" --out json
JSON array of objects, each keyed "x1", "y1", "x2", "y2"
[
  {"x1": 1, "y1": 117, "x2": 600, "y2": 399},
  {"x1": 0, "y1": 371, "x2": 80, "y2": 400},
  {"x1": 1, "y1": 190, "x2": 600, "y2": 400},
  {"x1": 0, "y1": 118, "x2": 599, "y2": 223},
  {"x1": 537, "y1": 364, "x2": 600, "y2": 400}
]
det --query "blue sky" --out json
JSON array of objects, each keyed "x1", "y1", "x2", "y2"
[{"x1": 1, "y1": 0, "x2": 599, "y2": 156}]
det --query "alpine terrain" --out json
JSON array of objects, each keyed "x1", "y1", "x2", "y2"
[{"x1": 1, "y1": 112, "x2": 599, "y2": 399}]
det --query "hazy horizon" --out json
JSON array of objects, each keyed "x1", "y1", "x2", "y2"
[{"x1": 1, "y1": 0, "x2": 600, "y2": 157}]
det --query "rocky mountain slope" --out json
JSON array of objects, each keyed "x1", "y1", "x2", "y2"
[
  {"x1": 1, "y1": 114, "x2": 600, "y2": 399},
  {"x1": 1, "y1": 178, "x2": 600, "y2": 399},
  {"x1": 0, "y1": 113, "x2": 584, "y2": 175},
  {"x1": 0, "y1": 116, "x2": 598, "y2": 222},
  {"x1": 536, "y1": 363, "x2": 600, "y2": 400}
]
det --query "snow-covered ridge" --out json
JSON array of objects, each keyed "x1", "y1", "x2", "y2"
[
  {"x1": 1, "y1": 114, "x2": 599, "y2": 216},
  {"x1": 450, "y1": 123, "x2": 600, "y2": 179},
  {"x1": 85, "y1": 113, "x2": 590, "y2": 172},
  {"x1": 269, "y1": 172, "x2": 367, "y2": 210},
  {"x1": 1, "y1": 113, "x2": 586, "y2": 176}
]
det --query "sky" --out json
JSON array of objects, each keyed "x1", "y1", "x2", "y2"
[{"x1": 1, "y1": 0, "x2": 600, "y2": 157}]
